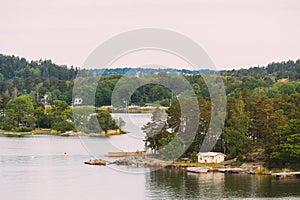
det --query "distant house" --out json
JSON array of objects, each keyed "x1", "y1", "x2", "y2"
[
  {"x1": 197, "y1": 152, "x2": 226, "y2": 164},
  {"x1": 277, "y1": 78, "x2": 289, "y2": 82},
  {"x1": 74, "y1": 98, "x2": 83, "y2": 105},
  {"x1": 42, "y1": 94, "x2": 49, "y2": 105}
]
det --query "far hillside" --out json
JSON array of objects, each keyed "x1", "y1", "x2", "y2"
[{"x1": 0, "y1": 53, "x2": 299, "y2": 108}]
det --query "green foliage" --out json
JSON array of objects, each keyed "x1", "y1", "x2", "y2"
[
  {"x1": 0, "y1": 54, "x2": 77, "y2": 105},
  {"x1": 115, "y1": 117, "x2": 126, "y2": 130},
  {"x1": 15, "y1": 126, "x2": 33, "y2": 132},
  {"x1": 72, "y1": 106, "x2": 98, "y2": 133},
  {"x1": 143, "y1": 107, "x2": 168, "y2": 152},
  {"x1": 96, "y1": 109, "x2": 119, "y2": 132},
  {"x1": 3, "y1": 95, "x2": 35, "y2": 130},
  {"x1": 189, "y1": 151, "x2": 198, "y2": 163},
  {"x1": 72, "y1": 106, "x2": 120, "y2": 133},
  {"x1": 159, "y1": 134, "x2": 185, "y2": 161},
  {"x1": 267, "y1": 119, "x2": 300, "y2": 169},
  {"x1": 34, "y1": 107, "x2": 46, "y2": 128},
  {"x1": 48, "y1": 100, "x2": 74, "y2": 133},
  {"x1": 265, "y1": 81, "x2": 300, "y2": 97}
]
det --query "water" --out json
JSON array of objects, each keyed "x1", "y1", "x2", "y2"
[{"x1": 0, "y1": 114, "x2": 300, "y2": 200}]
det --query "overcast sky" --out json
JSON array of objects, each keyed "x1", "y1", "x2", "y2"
[{"x1": 1, "y1": 0, "x2": 299, "y2": 70}]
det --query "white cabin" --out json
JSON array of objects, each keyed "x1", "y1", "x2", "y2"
[
  {"x1": 74, "y1": 98, "x2": 83, "y2": 105},
  {"x1": 197, "y1": 152, "x2": 226, "y2": 163}
]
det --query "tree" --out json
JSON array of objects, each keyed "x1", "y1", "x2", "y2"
[
  {"x1": 34, "y1": 107, "x2": 46, "y2": 128},
  {"x1": 267, "y1": 119, "x2": 300, "y2": 169},
  {"x1": 115, "y1": 117, "x2": 126, "y2": 130},
  {"x1": 72, "y1": 107, "x2": 121, "y2": 134},
  {"x1": 150, "y1": 85, "x2": 171, "y2": 102},
  {"x1": 248, "y1": 90, "x2": 273, "y2": 143},
  {"x1": 3, "y1": 95, "x2": 35, "y2": 130},
  {"x1": 96, "y1": 109, "x2": 119, "y2": 132},
  {"x1": 189, "y1": 151, "x2": 198, "y2": 163},
  {"x1": 48, "y1": 100, "x2": 74, "y2": 133},
  {"x1": 159, "y1": 133, "x2": 185, "y2": 161},
  {"x1": 222, "y1": 97, "x2": 250, "y2": 159},
  {"x1": 143, "y1": 107, "x2": 168, "y2": 152},
  {"x1": 72, "y1": 106, "x2": 97, "y2": 133}
]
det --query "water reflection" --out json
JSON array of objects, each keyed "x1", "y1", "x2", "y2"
[
  {"x1": 224, "y1": 174, "x2": 300, "y2": 198},
  {"x1": 145, "y1": 169, "x2": 300, "y2": 199},
  {"x1": 187, "y1": 172, "x2": 225, "y2": 198},
  {"x1": 146, "y1": 170, "x2": 226, "y2": 199}
]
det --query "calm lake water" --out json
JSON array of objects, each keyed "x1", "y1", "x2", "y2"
[{"x1": 0, "y1": 114, "x2": 300, "y2": 200}]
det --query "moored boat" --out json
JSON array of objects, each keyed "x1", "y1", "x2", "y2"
[{"x1": 84, "y1": 159, "x2": 106, "y2": 166}]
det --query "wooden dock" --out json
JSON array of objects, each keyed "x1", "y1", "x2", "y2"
[
  {"x1": 105, "y1": 151, "x2": 148, "y2": 157},
  {"x1": 272, "y1": 172, "x2": 300, "y2": 179},
  {"x1": 218, "y1": 168, "x2": 246, "y2": 174},
  {"x1": 187, "y1": 167, "x2": 211, "y2": 173}
]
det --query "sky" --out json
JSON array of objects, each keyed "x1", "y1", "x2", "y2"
[{"x1": 0, "y1": 0, "x2": 299, "y2": 70}]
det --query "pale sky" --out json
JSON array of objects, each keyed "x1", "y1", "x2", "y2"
[{"x1": 0, "y1": 0, "x2": 299, "y2": 70}]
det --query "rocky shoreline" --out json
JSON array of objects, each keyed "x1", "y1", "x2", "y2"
[
  {"x1": 114, "y1": 157, "x2": 173, "y2": 168},
  {"x1": 105, "y1": 156, "x2": 299, "y2": 178}
]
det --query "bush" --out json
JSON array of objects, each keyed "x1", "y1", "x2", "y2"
[
  {"x1": 189, "y1": 151, "x2": 198, "y2": 163},
  {"x1": 15, "y1": 126, "x2": 32, "y2": 132}
]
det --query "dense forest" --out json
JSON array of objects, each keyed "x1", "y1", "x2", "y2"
[
  {"x1": 0, "y1": 53, "x2": 299, "y2": 169},
  {"x1": 88, "y1": 67, "x2": 213, "y2": 76},
  {"x1": 0, "y1": 54, "x2": 77, "y2": 106}
]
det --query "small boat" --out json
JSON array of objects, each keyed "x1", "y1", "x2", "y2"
[
  {"x1": 84, "y1": 159, "x2": 106, "y2": 166},
  {"x1": 187, "y1": 167, "x2": 210, "y2": 173}
]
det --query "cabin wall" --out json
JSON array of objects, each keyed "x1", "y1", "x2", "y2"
[{"x1": 198, "y1": 155, "x2": 225, "y2": 163}]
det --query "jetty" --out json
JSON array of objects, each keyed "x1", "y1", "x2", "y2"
[
  {"x1": 187, "y1": 167, "x2": 211, "y2": 173},
  {"x1": 218, "y1": 168, "x2": 246, "y2": 174},
  {"x1": 105, "y1": 150, "x2": 149, "y2": 157},
  {"x1": 272, "y1": 172, "x2": 300, "y2": 179}
]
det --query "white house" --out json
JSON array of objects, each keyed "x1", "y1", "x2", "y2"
[
  {"x1": 197, "y1": 152, "x2": 226, "y2": 164},
  {"x1": 74, "y1": 98, "x2": 83, "y2": 105}
]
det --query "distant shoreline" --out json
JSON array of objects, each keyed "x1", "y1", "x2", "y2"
[{"x1": 0, "y1": 129, "x2": 126, "y2": 137}]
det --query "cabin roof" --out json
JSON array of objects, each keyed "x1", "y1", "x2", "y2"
[{"x1": 197, "y1": 152, "x2": 226, "y2": 157}]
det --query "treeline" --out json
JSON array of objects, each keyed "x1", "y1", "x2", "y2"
[
  {"x1": 77, "y1": 59, "x2": 300, "y2": 107},
  {"x1": 1, "y1": 53, "x2": 300, "y2": 108},
  {"x1": 221, "y1": 60, "x2": 300, "y2": 80},
  {"x1": 89, "y1": 67, "x2": 213, "y2": 76}
]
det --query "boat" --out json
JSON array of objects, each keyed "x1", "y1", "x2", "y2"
[
  {"x1": 84, "y1": 159, "x2": 106, "y2": 166},
  {"x1": 187, "y1": 167, "x2": 210, "y2": 173}
]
